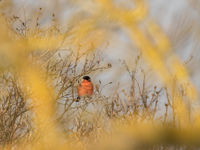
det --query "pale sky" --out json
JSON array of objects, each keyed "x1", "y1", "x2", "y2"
[{"x1": 8, "y1": 0, "x2": 200, "y2": 93}]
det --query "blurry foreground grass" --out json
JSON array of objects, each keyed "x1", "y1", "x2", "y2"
[{"x1": 0, "y1": 0, "x2": 199, "y2": 150}]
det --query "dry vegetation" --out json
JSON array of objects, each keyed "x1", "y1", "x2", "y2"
[{"x1": 0, "y1": 0, "x2": 199, "y2": 150}]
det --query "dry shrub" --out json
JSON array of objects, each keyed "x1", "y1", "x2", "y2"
[{"x1": 0, "y1": 0, "x2": 199, "y2": 150}]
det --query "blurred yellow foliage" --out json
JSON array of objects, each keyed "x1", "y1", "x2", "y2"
[{"x1": 0, "y1": 0, "x2": 199, "y2": 149}]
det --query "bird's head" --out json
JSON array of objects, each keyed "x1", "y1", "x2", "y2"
[{"x1": 83, "y1": 76, "x2": 91, "y2": 82}]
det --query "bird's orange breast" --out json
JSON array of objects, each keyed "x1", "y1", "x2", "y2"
[{"x1": 78, "y1": 80, "x2": 93, "y2": 96}]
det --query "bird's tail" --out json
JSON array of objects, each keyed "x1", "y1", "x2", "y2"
[{"x1": 76, "y1": 96, "x2": 80, "y2": 102}]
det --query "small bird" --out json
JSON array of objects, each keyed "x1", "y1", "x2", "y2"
[{"x1": 76, "y1": 76, "x2": 93, "y2": 102}]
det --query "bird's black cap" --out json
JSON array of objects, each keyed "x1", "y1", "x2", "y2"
[{"x1": 83, "y1": 76, "x2": 91, "y2": 81}]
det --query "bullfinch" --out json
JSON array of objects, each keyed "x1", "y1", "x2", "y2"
[{"x1": 76, "y1": 76, "x2": 93, "y2": 102}]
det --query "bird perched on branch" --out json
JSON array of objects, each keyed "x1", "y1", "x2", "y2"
[{"x1": 76, "y1": 76, "x2": 93, "y2": 102}]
